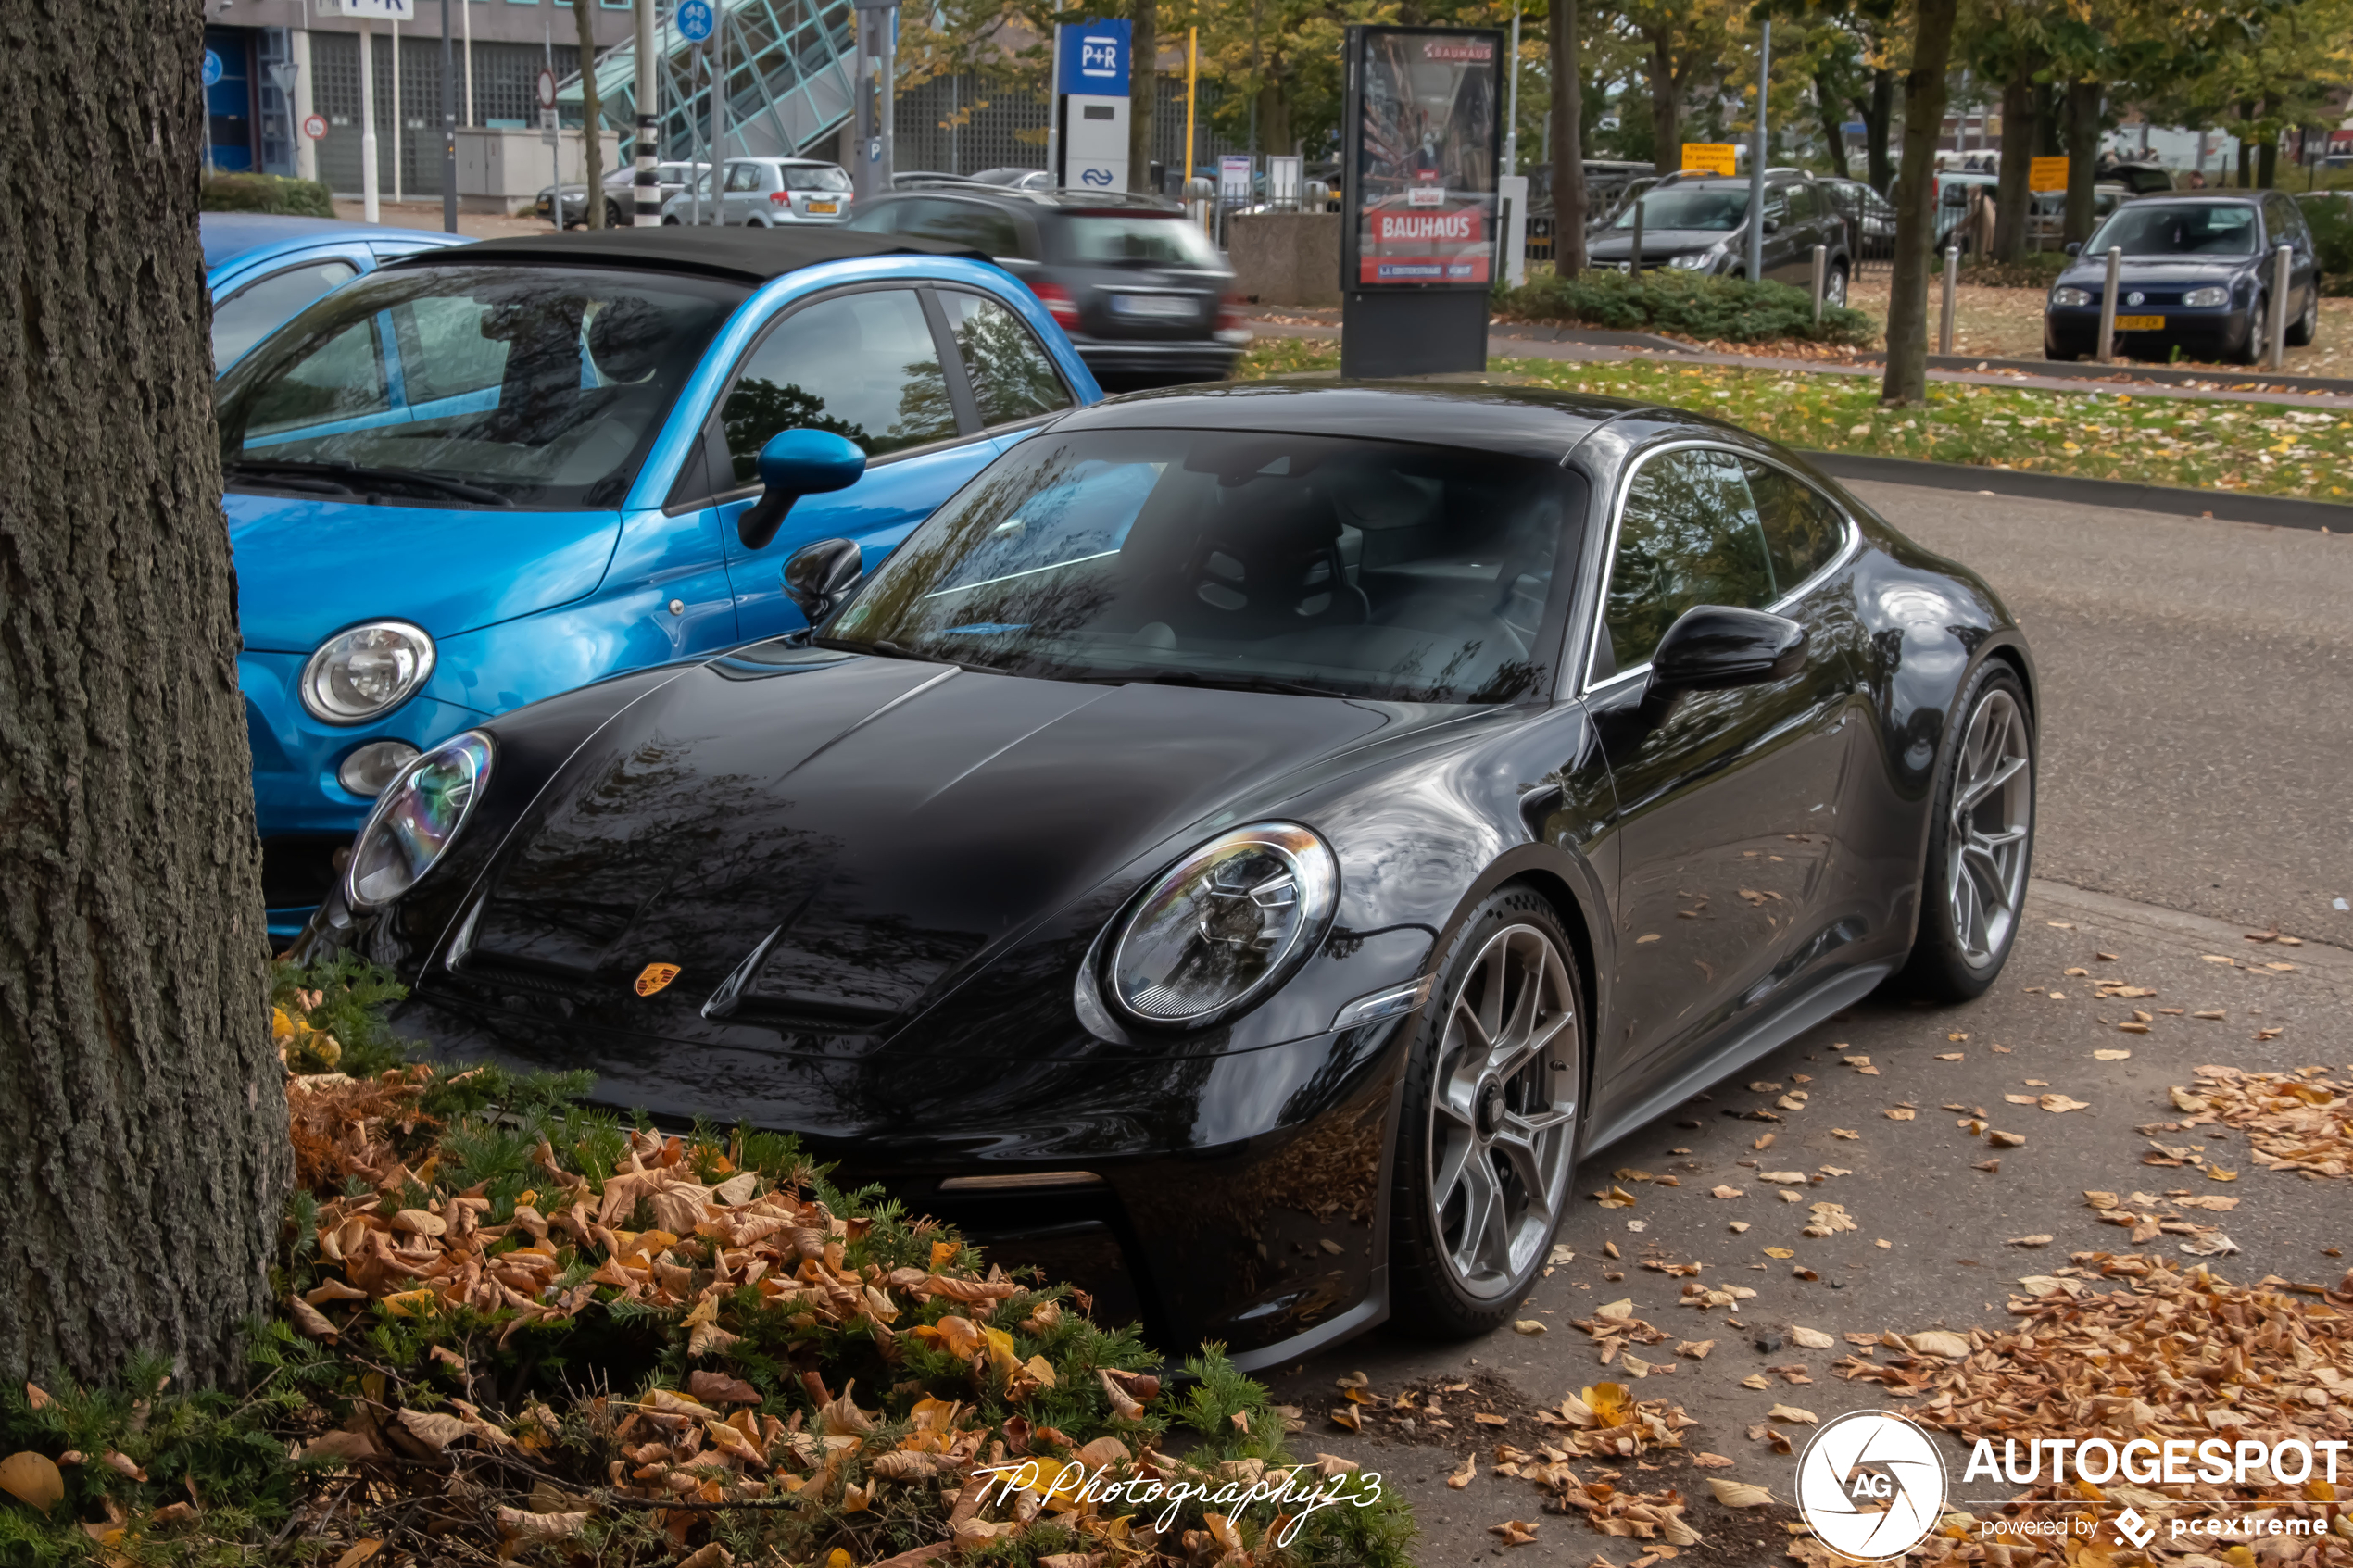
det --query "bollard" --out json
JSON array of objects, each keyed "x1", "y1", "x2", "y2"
[
  {"x1": 2271, "y1": 244, "x2": 2292, "y2": 371},
  {"x1": 1939, "y1": 245, "x2": 1958, "y2": 354},
  {"x1": 1811, "y1": 245, "x2": 1827, "y2": 324},
  {"x1": 1630, "y1": 197, "x2": 1644, "y2": 279},
  {"x1": 2097, "y1": 245, "x2": 2121, "y2": 364}
]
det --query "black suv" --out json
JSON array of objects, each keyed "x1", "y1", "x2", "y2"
[
  {"x1": 1585, "y1": 171, "x2": 1854, "y2": 304},
  {"x1": 844, "y1": 189, "x2": 1245, "y2": 390}
]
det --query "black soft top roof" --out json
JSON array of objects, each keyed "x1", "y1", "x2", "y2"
[{"x1": 384, "y1": 226, "x2": 988, "y2": 285}]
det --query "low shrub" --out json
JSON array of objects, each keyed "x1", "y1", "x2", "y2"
[
  {"x1": 200, "y1": 173, "x2": 335, "y2": 218},
  {"x1": 0, "y1": 961, "x2": 1417, "y2": 1568},
  {"x1": 2295, "y1": 196, "x2": 2353, "y2": 295},
  {"x1": 1492, "y1": 268, "x2": 1878, "y2": 346}
]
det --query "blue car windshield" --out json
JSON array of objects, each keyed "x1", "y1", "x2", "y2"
[
  {"x1": 2087, "y1": 205, "x2": 2258, "y2": 257},
  {"x1": 213, "y1": 264, "x2": 746, "y2": 508},
  {"x1": 825, "y1": 428, "x2": 1576, "y2": 705}
]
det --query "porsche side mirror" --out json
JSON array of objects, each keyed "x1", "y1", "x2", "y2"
[
  {"x1": 736, "y1": 429, "x2": 866, "y2": 551},
  {"x1": 2064, "y1": 241, "x2": 2082, "y2": 257},
  {"x1": 782, "y1": 537, "x2": 865, "y2": 627},
  {"x1": 1647, "y1": 605, "x2": 1808, "y2": 695}
]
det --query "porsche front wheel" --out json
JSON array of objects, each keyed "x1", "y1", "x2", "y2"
[
  {"x1": 1899, "y1": 663, "x2": 2036, "y2": 1000},
  {"x1": 1390, "y1": 888, "x2": 1583, "y2": 1338}
]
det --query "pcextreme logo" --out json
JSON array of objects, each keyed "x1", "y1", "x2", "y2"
[{"x1": 1794, "y1": 1410, "x2": 1949, "y2": 1561}]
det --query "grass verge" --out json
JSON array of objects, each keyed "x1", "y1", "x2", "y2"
[
  {"x1": 0, "y1": 960, "x2": 1416, "y2": 1568},
  {"x1": 1241, "y1": 339, "x2": 2353, "y2": 501}
]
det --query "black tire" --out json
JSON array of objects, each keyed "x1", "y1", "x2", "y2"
[
  {"x1": 2229, "y1": 293, "x2": 2268, "y2": 364},
  {"x1": 605, "y1": 199, "x2": 626, "y2": 229},
  {"x1": 1897, "y1": 662, "x2": 2037, "y2": 1002},
  {"x1": 1390, "y1": 885, "x2": 1585, "y2": 1339},
  {"x1": 661, "y1": 214, "x2": 681, "y2": 226},
  {"x1": 2286, "y1": 288, "x2": 2319, "y2": 347},
  {"x1": 2044, "y1": 341, "x2": 2079, "y2": 363}
]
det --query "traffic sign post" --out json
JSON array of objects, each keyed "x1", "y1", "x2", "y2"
[
  {"x1": 676, "y1": 2, "x2": 713, "y2": 224},
  {"x1": 202, "y1": 50, "x2": 221, "y2": 173},
  {"x1": 676, "y1": 0, "x2": 713, "y2": 43},
  {"x1": 302, "y1": 113, "x2": 328, "y2": 141},
  {"x1": 536, "y1": 66, "x2": 560, "y2": 227}
]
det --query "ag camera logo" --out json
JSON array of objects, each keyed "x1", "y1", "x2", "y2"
[{"x1": 1795, "y1": 1410, "x2": 1948, "y2": 1560}]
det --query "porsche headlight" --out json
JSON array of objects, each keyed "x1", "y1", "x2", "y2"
[
  {"x1": 302, "y1": 621, "x2": 435, "y2": 724},
  {"x1": 1108, "y1": 822, "x2": 1338, "y2": 1028},
  {"x1": 2051, "y1": 286, "x2": 2092, "y2": 307},
  {"x1": 2183, "y1": 285, "x2": 2230, "y2": 307},
  {"x1": 345, "y1": 731, "x2": 491, "y2": 909}
]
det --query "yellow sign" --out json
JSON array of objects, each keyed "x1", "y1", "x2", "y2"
[
  {"x1": 2028, "y1": 156, "x2": 2070, "y2": 194},
  {"x1": 634, "y1": 962, "x2": 682, "y2": 997},
  {"x1": 1681, "y1": 142, "x2": 1740, "y2": 178}
]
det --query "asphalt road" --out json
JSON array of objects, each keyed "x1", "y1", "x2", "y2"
[{"x1": 1263, "y1": 486, "x2": 2353, "y2": 1566}]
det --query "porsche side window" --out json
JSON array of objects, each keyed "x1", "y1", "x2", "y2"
[
  {"x1": 718, "y1": 289, "x2": 958, "y2": 483},
  {"x1": 1600, "y1": 448, "x2": 1775, "y2": 675},
  {"x1": 939, "y1": 292, "x2": 1073, "y2": 427},
  {"x1": 1742, "y1": 461, "x2": 1847, "y2": 594}
]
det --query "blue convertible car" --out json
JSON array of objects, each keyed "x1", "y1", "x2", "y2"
[
  {"x1": 203, "y1": 212, "x2": 468, "y2": 370},
  {"x1": 214, "y1": 228, "x2": 1103, "y2": 939}
]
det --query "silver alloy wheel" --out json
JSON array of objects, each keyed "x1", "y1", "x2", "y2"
[
  {"x1": 1947, "y1": 687, "x2": 2033, "y2": 968},
  {"x1": 1426, "y1": 923, "x2": 1579, "y2": 1298},
  {"x1": 1827, "y1": 265, "x2": 1849, "y2": 308}
]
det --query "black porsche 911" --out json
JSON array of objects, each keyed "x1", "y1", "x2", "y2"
[{"x1": 313, "y1": 383, "x2": 2037, "y2": 1372}]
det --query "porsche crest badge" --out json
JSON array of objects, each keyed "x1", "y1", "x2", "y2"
[{"x1": 634, "y1": 963, "x2": 682, "y2": 997}]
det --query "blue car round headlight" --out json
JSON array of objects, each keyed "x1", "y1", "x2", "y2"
[
  {"x1": 1108, "y1": 822, "x2": 1338, "y2": 1028},
  {"x1": 302, "y1": 621, "x2": 436, "y2": 724},
  {"x1": 2183, "y1": 285, "x2": 2231, "y2": 308},
  {"x1": 2051, "y1": 286, "x2": 2092, "y2": 307},
  {"x1": 345, "y1": 730, "x2": 492, "y2": 910}
]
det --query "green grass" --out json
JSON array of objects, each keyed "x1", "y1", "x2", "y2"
[{"x1": 1239, "y1": 339, "x2": 2353, "y2": 501}]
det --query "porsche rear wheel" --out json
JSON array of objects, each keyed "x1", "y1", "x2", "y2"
[
  {"x1": 1390, "y1": 887, "x2": 1583, "y2": 1338},
  {"x1": 1898, "y1": 663, "x2": 2035, "y2": 1001}
]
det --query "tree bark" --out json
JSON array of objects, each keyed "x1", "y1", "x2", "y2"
[
  {"x1": 2236, "y1": 102, "x2": 2255, "y2": 187},
  {"x1": 1646, "y1": 33, "x2": 1680, "y2": 177},
  {"x1": 1849, "y1": 68, "x2": 1895, "y2": 194},
  {"x1": 1992, "y1": 66, "x2": 2040, "y2": 262},
  {"x1": 1815, "y1": 69, "x2": 1849, "y2": 180},
  {"x1": 2063, "y1": 78, "x2": 2101, "y2": 245},
  {"x1": 0, "y1": 0, "x2": 286, "y2": 1389},
  {"x1": 2257, "y1": 130, "x2": 2277, "y2": 189},
  {"x1": 1881, "y1": 0, "x2": 1958, "y2": 404},
  {"x1": 1551, "y1": 0, "x2": 1588, "y2": 271},
  {"x1": 573, "y1": 0, "x2": 605, "y2": 227},
  {"x1": 1128, "y1": 0, "x2": 1158, "y2": 191}
]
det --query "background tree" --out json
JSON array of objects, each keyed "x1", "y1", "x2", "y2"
[
  {"x1": 572, "y1": 0, "x2": 605, "y2": 226},
  {"x1": 1881, "y1": 0, "x2": 1957, "y2": 401},
  {"x1": 0, "y1": 0, "x2": 286, "y2": 1386},
  {"x1": 1550, "y1": 0, "x2": 1591, "y2": 270},
  {"x1": 1616, "y1": 0, "x2": 1743, "y2": 171}
]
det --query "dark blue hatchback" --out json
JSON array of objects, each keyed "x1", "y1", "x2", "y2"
[{"x1": 2044, "y1": 194, "x2": 2321, "y2": 363}]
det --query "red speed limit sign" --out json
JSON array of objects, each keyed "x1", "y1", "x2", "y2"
[
  {"x1": 302, "y1": 113, "x2": 328, "y2": 140},
  {"x1": 536, "y1": 68, "x2": 558, "y2": 110}
]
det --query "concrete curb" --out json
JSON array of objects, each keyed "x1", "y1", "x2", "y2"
[{"x1": 1807, "y1": 450, "x2": 2353, "y2": 533}]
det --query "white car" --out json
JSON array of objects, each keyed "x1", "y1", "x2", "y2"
[{"x1": 674, "y1": 157, "x2": 855, "y2": 226}]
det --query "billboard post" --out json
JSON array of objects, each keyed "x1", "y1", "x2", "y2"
[{"x1": 1340, "y1": 25, "x2": 1504, "y2": 378}]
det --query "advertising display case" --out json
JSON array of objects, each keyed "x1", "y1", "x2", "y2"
[{"x1": 1339, "y1": 25, "x2": 1504, "y2": 376}]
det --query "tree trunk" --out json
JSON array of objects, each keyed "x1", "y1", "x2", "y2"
[
  {"x1": 2063, "y1": 78, "x2": 2101, "y2": 245},
  {"x1": 1128, "y1": 0, "x2": 1158, "y2": 191},
  {"x1": 1551, "y1": 0, "x2": 1588, "y2": 271},
  {"x1": 0, "y1": 0, "x2": 286, "y2": 1390},
  {"x1": 1881, "y1": 0, "x2": 1958, "y2": 404},
  {"x1": 573, "y1": 0, "x2": 604, "y2": 227},
  {"x1": 1647, "y1": 35, "x2": 1680, "y2": 177},
  {"x1": 1992, "y1": 66, "x2": 2039, "y2": 262},
  {"x1": 1849, "y1": 68, "x2": 1894, "y2": 194},
  {"x1": 1257, "y1": 79, "x2": 1290, "y2": 170},
  {"x1": 2236, "y1": 102, "x2": 2255, "y2": 187},
  {"x1": 1815, "y1": 69, "x2": 1849, "y2": 180},
  {"x1": 2257, "y1": 130, "x2": 2277, "y2": 189}
]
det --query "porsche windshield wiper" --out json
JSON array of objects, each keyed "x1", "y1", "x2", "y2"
[
  {"x1": 812, "y1": 636, "x2": 1006, "y2": 673},
  {"x1": 227, "y1": 459, "x2": 510, "y2": 507}
]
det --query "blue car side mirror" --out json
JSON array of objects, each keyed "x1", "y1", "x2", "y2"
[
  {"x1": 2063, "y1": 241, "x2": 2082, "y2": 257},
  {"x1": 737, "y1": 429, "x2": 866, "y2": 551}
]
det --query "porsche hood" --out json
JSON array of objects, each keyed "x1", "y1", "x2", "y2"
[{"x1": 438, "y1": 647, "x2": 1439, "y2": 1050}]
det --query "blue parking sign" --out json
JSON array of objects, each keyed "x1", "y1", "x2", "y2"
[
  {"x1": 676, "y1": 0, "x2": 714, "y2": 44},
  {"x1": 1054, "y1": 19, "x2": 1129, "y2": 97},
  {"x1": 202, "y1": 49, "x2": 224, "y2": 87}
]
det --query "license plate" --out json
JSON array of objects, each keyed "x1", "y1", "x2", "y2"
[
  {"x1": 805, "y1": 200, "x2": 839, "y2": 215},
  {"x1": 2113, "y1": 314, "x2": 2165, "y2": 331},
  {"x1": 1111, "y1": 295, "x2": 1197, "y2": 318}
]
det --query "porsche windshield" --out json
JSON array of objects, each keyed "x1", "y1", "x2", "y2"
[
  {"x1": 827, "y1": 429, "x2": 1575, "y2": 704},
  {"x1": 213, "y1": 264, "x2": 746, "y2": 508}
]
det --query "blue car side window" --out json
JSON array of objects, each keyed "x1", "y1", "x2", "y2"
[{"x1": 716, "y1": 289, "x2": 959, "y2": 482}]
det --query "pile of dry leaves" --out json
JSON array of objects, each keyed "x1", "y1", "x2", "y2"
[
  {"x1": 2166, "y1": 1067, "x2": 2353, "y2": 1181},
  {"x1": 1835, "y1": 1253, "x2": 2353, "y2": 1563},
  {"x1": 0, "y1": 972, "x2": 1416, "y2": 1568}
]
